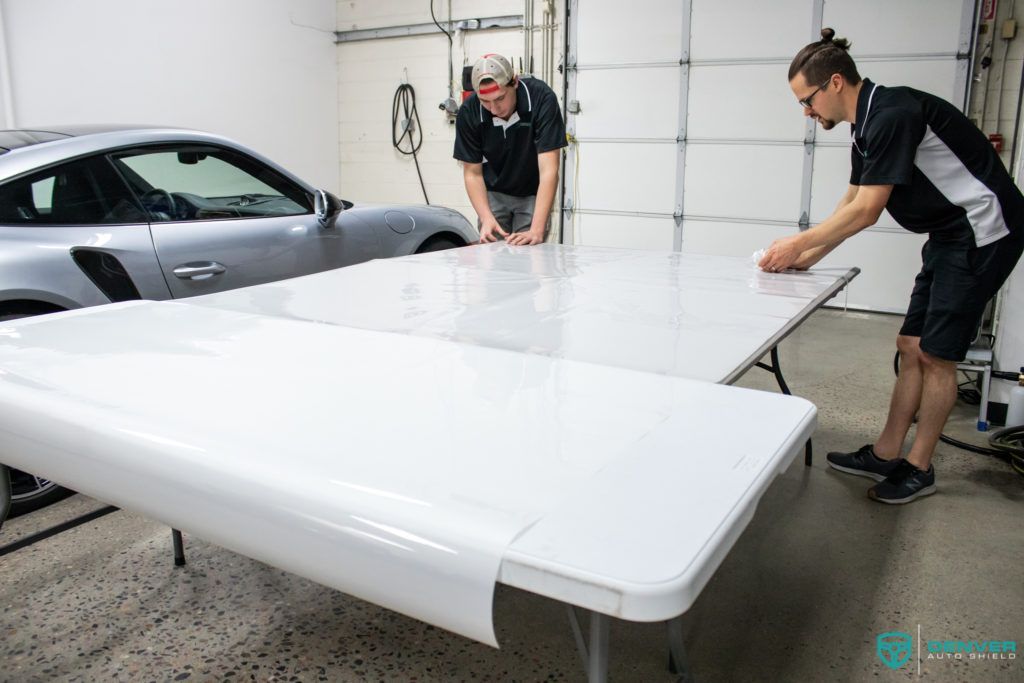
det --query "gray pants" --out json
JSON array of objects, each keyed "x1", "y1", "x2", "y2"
[{"x1": 485, "y1": 191, "x2": 548, "y2": 235}]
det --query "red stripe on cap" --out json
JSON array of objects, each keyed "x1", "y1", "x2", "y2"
[{"x1": 477, "y1": 84, "x2": 500, "y2": 94}]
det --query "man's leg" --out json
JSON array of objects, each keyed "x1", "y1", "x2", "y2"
[
  {"x1": 510, "y1": 194, "x2": 538, "y2": 235},
  {"x1": 905, "y1": 350, "x2": 957, "y2": 471},
  {"x1": 873, "y1": 334, "x2": 925, "y2": 459},
  {"x1": 485, "y1": 191, "x2": 515, "y2": 234},
  {"x1": 867, "y1": 347, "x2": 951, "y2": 503}
]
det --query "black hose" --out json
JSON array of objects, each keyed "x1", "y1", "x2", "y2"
[
  {"x1": 989, "y1": 425, "x2": 1024, "y2": 476},
  {"x1": 391, "y1": 83, "x2": 430, "y2": 205}
]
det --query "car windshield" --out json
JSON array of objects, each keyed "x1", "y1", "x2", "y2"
[{"x1": 111, "y1": 145, "x2": 311, "y2": 221}]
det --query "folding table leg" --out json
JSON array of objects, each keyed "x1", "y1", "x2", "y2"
[
  {"x1": 566, "y1": 607, "x2": 609, "y2": 683},
  {"x1": 757, "y1": 345, "x2": 813, "y2": 466},
  {"x1": 587, "y1": 611, "x2": 609, "y2": 683},
  {"x1": 666, "y1": 616, "x2": 695, "y2": 681},
  {"x1": 171, "y1": 528, "x2": 186, "y2": 566}
]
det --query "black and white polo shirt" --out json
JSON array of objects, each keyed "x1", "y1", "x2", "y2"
[
  {"x1": 453, "y1": 77, "x2": 566, "y2": 198},
  {"x1": 851, "y1": 78, "x2": 1024, "y2": 248}
]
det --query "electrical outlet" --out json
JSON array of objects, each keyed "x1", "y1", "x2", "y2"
[
  {"x1": 1002, "y1": 18, "x2": 1017, "y2": 39},
  {"x1": 401, "y1": 118, "x2": 414, "y2": 134}
]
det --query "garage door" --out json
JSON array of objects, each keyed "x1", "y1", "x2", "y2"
[{"x1": 564, "y1": 0, "x2": 977, "y2": 312}]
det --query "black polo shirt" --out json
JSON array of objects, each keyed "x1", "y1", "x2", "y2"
[
  {"x1": 851, "y1": 78, "x2": 1024, "y2": 248},
  {"x1": 453, "y1": 77, "x2": 566, "y2": 197}
]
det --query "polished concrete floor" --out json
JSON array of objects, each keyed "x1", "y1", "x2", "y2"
[{"x1": 1, "y1": 309, "x2": 1022, "y2": 682}]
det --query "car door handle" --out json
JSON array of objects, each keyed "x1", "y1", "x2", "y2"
[{"x1": 173, "y1": 262, "x2": 226, "y2": 280}]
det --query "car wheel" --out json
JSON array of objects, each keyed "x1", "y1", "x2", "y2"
[
  {"x1": 7, "y1": 470, "x2": 74, "y2": 517},
  {"x1": 415, "y1": 236, "x2": 462, "y2": 253},
  {"x1": 0, "y1": 305, "x2": 76, "y2": 517}
]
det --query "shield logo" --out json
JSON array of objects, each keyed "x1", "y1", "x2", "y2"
[{"x1": 877, "y1": 631, "x2": 913, "y2": 669}]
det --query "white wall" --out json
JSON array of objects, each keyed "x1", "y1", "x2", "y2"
[
  {"x1": 0, "y1": 0, "x2": 339, "y2": 191},
  {"x1": 337, "y1": 1, "x2": 564, "y2": 227}
]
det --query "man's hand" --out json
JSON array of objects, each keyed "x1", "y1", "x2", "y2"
[
  {"x1": 478, "y1": 216, "x2": 509, "y2": 243},
  {"x1": 759, "y1": 234, "x2": 804, "y2": 272},
  {"x1": 506, "y1": 228, "x2": 545, "y2": 246}
]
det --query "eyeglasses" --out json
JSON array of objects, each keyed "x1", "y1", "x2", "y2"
[{"x1": 798, "y1": 79, "x2": 831, "y2": 109}]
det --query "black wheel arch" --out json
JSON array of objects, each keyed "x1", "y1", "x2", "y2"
[
  {"x1": 0, "y1": 299, "x2": 67, "y2": 321},
  {"x1": 415, "y1": 231, "x2": 468, "y2": 253}
]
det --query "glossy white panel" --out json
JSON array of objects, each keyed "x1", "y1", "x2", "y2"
[
  {"x1": 680, "y1": 219, "x2": 797, "y2": 257},
  {"x1": 690, "y1": 0, "x2": 812, "y2": 60},
  {"x1": 577, "y1": 0, "x2": 683, "y2": 65},
  {"x1": 823, "y1": 0, "x2": 966, "y2": 55},
  {"x1": 575, "y1": 143, "x2": 678, "y2": 214},
  {"x1": 191, "y1": 244, "x2": 855, "y2": 384},
  {"x1": 574, "y1": 68, "x2": 680, "y2": 140},
  {"x1": 688, "y1": 64, "x2": 806, "y2": 141},
  {"x1": 574, "y1": 214, "x2": 677, "y2": 250},
  {"x1": 684, "y1": 144, "x2": 804, "y2": 222}
]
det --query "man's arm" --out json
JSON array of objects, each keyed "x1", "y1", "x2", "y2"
[
  {"x1": 760, "y1": 183, "x2": 891, "y2": 271},
  {"x1": 462, "y1": 162, "x2": 507, "y2": 243},
  {"x1": 507, "y1": 150, "x2": 560, "y2": 246},
  {"x1": 789, "y1": 184, "x2": 860, "y2": 269}
]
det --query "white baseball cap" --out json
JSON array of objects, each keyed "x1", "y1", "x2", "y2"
[{"x1": 471, "y1": 54, "x2": 515, "y2": 93}]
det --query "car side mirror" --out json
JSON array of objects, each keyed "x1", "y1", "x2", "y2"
[{"x1": 314, "y1": 189, "x2": 344, "y2": 227}]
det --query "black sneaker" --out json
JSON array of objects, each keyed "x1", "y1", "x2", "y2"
[
  {"x1": 868, "y1": 460, "x2": 937, "y2": 505},
  {"x1": 826, "y1": 444, "x2": 900, "y2": 481}
]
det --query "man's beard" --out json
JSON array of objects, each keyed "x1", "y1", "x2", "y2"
[{"x1": 817, "y1": 116, "x2": 837, "y2": 131}]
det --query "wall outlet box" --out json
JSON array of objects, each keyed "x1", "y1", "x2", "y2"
[{"x1": 1002, "y1": 18, "x2": 1017, "y2": 39}]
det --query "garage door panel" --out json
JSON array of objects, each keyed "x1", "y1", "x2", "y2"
[
  {"x1": 824, "y1": 0, "x2": 966, "y2": 54},
  {"x1": 810, "y1": 146, "x2": 901, "y2": 230},
  {"x1": 688, "y1": 64, "x2": 806, "y2": 141},
  {"x1": 690, "y1": 0, "x2": 813, "y2": 60},
  {"x1": 576, "y1": 143, "x2": 678, "y2": 214},
  {"x1": 575, "y1": 214, "x2": 676, "y2": 251},
  {"x1": 578, "y1": 0, "x2": 683, "y2": 64},
  {"x1": 680, "y1": 219, "x2": 794, "y2": 258},
  {"x1": 816, "y1": 230, "x2": 927, "y2": 313},
  {"x1": 684, "y1": 145, "x2": 803, "y2": 221},
  {"x1": 574, "y1": 68, "x2": 680, "y2": 139}
]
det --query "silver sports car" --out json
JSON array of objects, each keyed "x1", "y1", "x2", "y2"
[{"x1": 0, "y1": 125, "x2": 478, "y2": 515}]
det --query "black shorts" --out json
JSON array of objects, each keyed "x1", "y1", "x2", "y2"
[{"x1": 900, "y1": 231, "x2": 1024, "y2": 361}]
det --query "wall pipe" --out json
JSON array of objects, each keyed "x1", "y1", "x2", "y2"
[{"x1": 0, "y1": 0, "x2": 16, "y2": 128}]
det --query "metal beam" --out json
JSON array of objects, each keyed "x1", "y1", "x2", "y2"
[
  {"x1": 335, "y1": 15, "x2": 522, "y2": 43},
  {"x1": 673, "y1": 0, "x2": 693, "y2": 252}
]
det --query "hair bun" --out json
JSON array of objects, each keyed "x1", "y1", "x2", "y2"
[{"x1": 820, "y1": 27, "x2": 836, "y2": 42}]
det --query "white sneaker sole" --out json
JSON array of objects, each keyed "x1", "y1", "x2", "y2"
[{"x1": 868, "y1": 484, "x2": 937, "y2": 505}]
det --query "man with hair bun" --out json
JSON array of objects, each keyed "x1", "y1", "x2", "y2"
[
  {"x1": 760, "y1": 28, "x2": 1024, "y2": 504},
  {"x1": 453, "y1": 53, "x2": 566, "y2": 245}
]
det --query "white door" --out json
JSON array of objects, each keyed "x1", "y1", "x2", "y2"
[{"x1": 565, "y1": 0, "x2": 977, "y2": 312}]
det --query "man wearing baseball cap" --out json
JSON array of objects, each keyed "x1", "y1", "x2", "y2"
[{"x1": 453, "y1": 53, "x2": 566, "y2": 245}]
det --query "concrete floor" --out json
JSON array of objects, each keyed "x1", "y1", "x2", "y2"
[{"x1": 1, "y1": 309, "x2": 1021, "y2": 682}]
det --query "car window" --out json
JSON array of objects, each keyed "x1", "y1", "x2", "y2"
[
  {"x1": 0, "y1": 156, "x2": 148, "y2": 225},
  {"x1": 111, "y1": 146, "x2": 311, "y2": 222}
]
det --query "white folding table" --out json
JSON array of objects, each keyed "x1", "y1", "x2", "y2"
[{"x1": 0, "y1": 244, "x2": 857, "y2": 681}]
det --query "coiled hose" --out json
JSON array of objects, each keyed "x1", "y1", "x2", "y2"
[
  {"x1": 988, "y1": 425, "x2": 1024, "y2": 476},
  {"x1": 391, "y1": 83, "x2": 430, "y2": 204}
]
